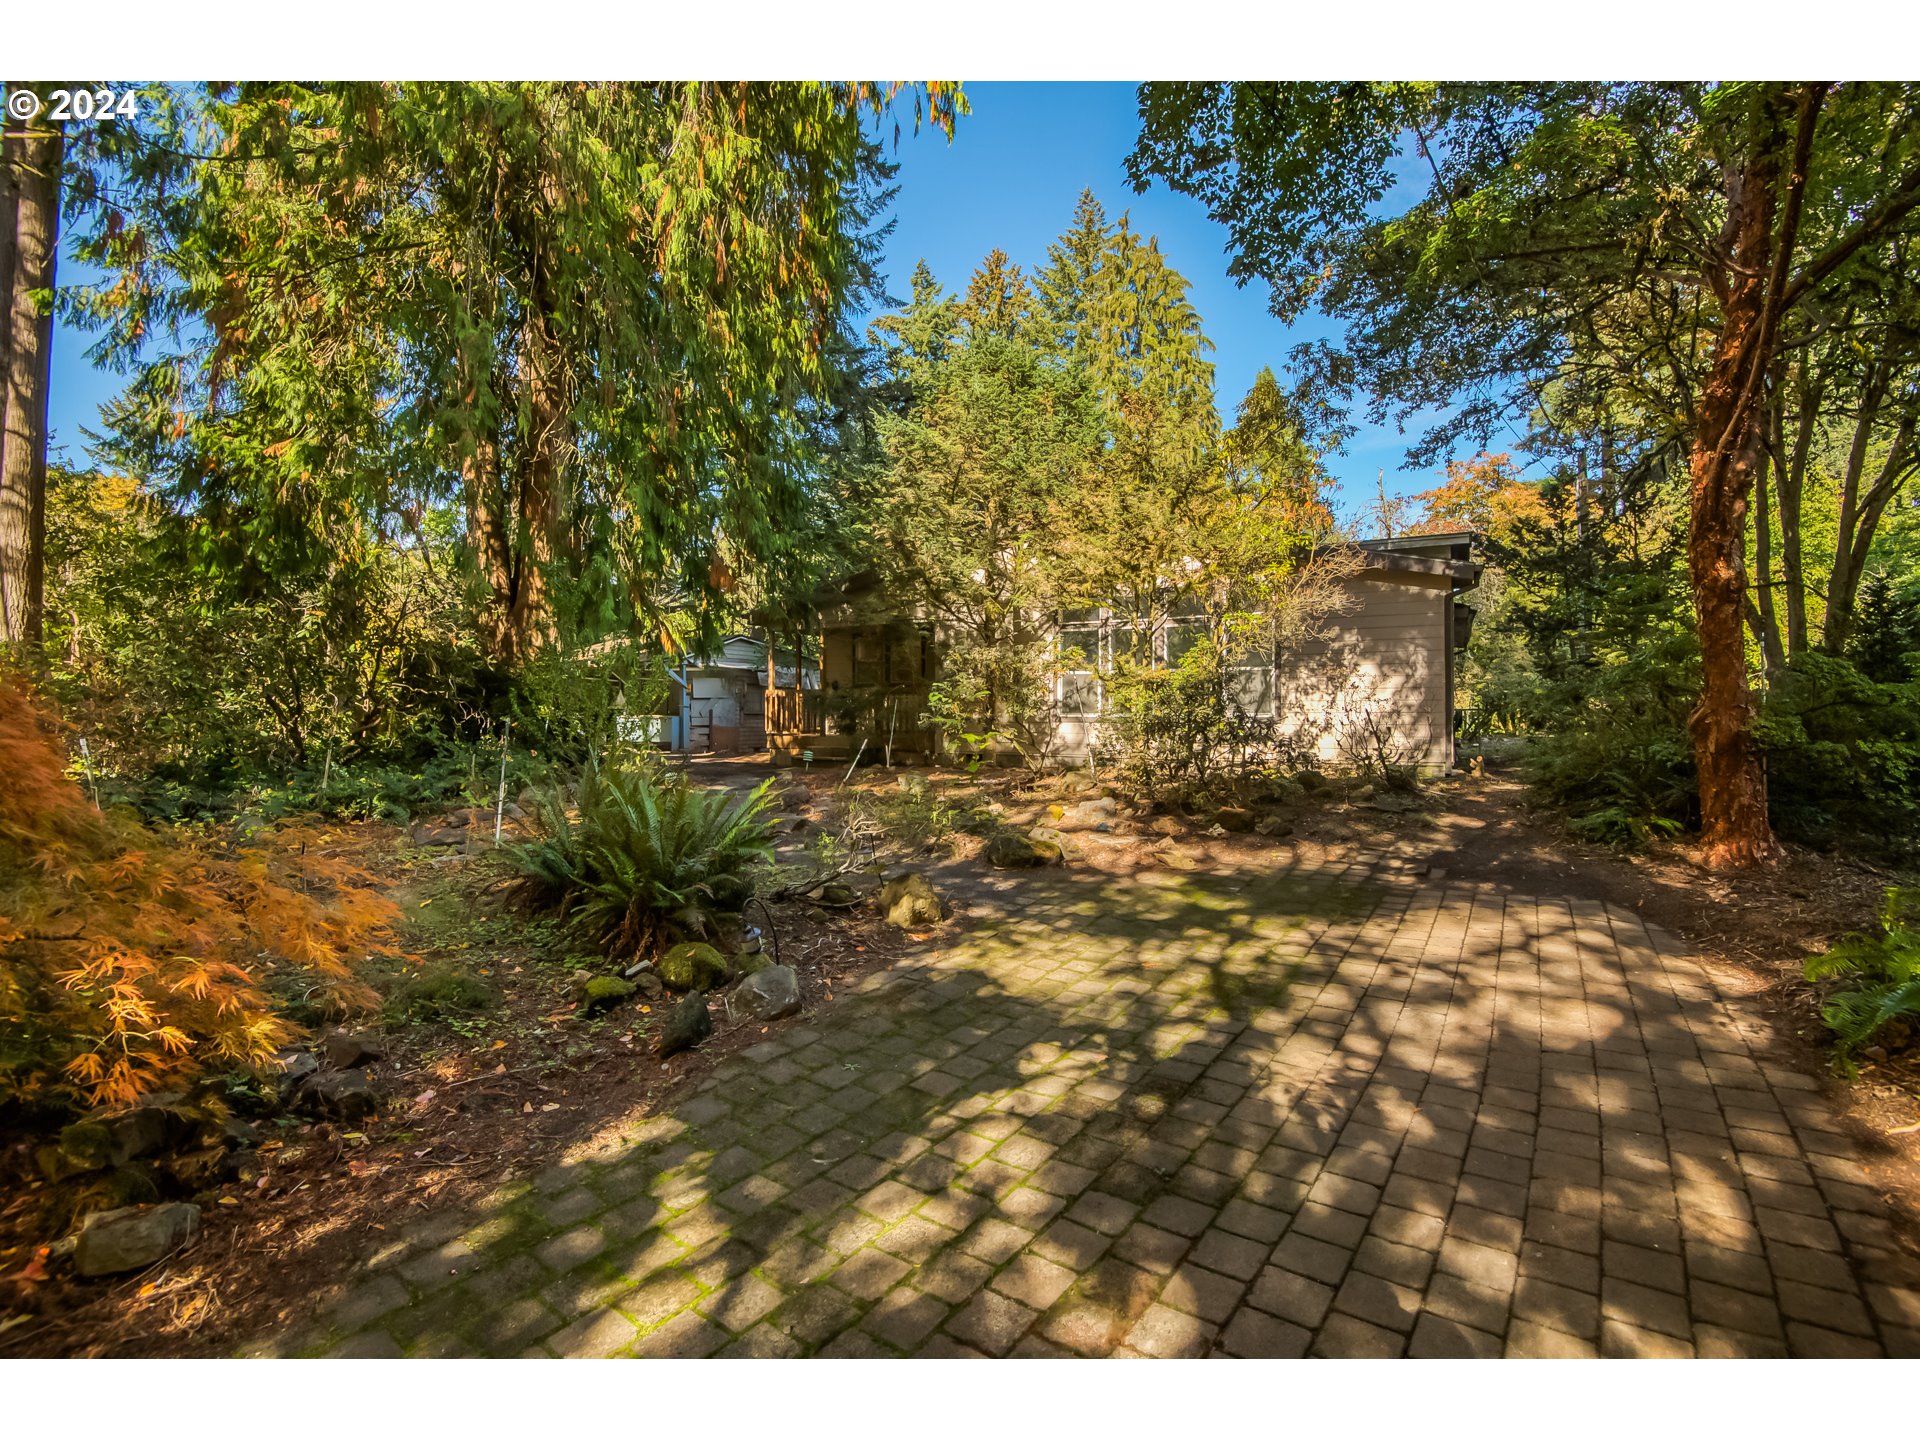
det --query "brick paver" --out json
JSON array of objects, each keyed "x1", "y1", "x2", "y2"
[{"x1": 251, "y1": 857, "x2": 1920, "y2": 1358}]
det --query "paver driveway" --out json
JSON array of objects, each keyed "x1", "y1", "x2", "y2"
[{"x1": 262, "y1": 854, "x2": 1920, "y2": 1358}]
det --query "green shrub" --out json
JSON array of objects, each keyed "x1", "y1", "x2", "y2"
[
  {"x1": 1804, "y1": 889, "x2": 1920, "y2": 1070},
  {"x1": 1098, "y1": 632, "x2": 1277, "y2": 807},
  {"x1": 510, "y1": 757, "x2": 776, "y2": 958},
  {"x1": 1522, "y1": 627, "x2": 1699, "y2": 848},
  {"x1": 847, "y1": 776, "x2": 969, "y2": 850},
  {"x1": 382, "y1": 962, "x2": 498, "y2": 1027},
  {"x1": 1758, "y1": 652, "x2": 1920, "y2": 852}
]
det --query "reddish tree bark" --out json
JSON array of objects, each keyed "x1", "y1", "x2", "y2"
[{"x1": 1685, "y1": 89, "x2": 1823, "y2": 869}]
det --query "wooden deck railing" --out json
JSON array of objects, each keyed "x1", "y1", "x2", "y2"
[
  {"x1": 765, "y1": 687, "x2": 828, "y2": 738},
  {"x1": 764, "y1": 686, "x2": 937, "y2": 752}
]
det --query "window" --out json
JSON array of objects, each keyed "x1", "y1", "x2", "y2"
[
  {"x1": 1226, "y1": 662, "x2": 1276, "y2": 718},
  {"x1": 1058, "y1": 609, "x2": 1104, "y2": 718},
  {"x1": 1164, "y1": 621, "x2": 1206, "y2": 667},
  {"x1": 852, "y1": 633, "x2": 883, "y2": 687}
]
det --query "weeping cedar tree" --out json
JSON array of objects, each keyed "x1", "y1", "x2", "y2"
[
  {"x1": 66, "y1": 82, "x2": 962, "y2": 668},
  {"x1": 1129, "y1": 82, "x2": 1920, "y2": 869}
]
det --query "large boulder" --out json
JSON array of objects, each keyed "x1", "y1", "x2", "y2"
[
  {"x1": 656, "y1": 990, "x2": 713, "y2": 1059},
  {"x1": 729, "y1": 965, "x2": 801, "y2": 1024},
  {"x1": 73, "y1": 1203, "x2": 200, "y2": 1278},
  {"x1": 877, "y1": 873, "x2": 947, "y2": 928},
  {"x1": 659, "y1": 942, "x2": 730, "y2": 992}
]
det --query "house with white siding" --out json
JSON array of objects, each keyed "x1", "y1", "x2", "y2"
[{"x1": 764, "y1": 533, "x2": 1481, "y2": 775}]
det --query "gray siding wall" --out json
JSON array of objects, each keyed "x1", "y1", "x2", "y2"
[{"x1": 1276, "y1": 571, "x2": 1453, "y2": 773}]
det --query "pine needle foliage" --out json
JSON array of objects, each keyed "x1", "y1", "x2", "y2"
[
  {"x1": 0, "y1": 676, "x2": 396, "y2": 1110},
  {"x1": 509, "y1": 757, "x2": 775, "y2": 959}
]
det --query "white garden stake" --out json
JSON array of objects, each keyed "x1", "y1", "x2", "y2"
[
  {"x1": 494, "y1": 717, "x2": 512, "y2": 847},
  {"x1": 78, "y1": 736, "x2": 100, "y2": 809}
]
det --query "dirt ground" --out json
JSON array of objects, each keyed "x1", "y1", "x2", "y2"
[{"x1": 3, "y1": 751, "x2": 1915, "y2": 1357}]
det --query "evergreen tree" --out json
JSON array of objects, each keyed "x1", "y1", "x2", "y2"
[
  {"x1": 1081, "y1": 216, "x2": 1216, "y2": 424},
  {"x1": 957, "y1": 248, "x2": 1037, "y2": 341},
  {"x1": 1033, "y1": 188, "x2": 1109, "y2": 355},
  {"x1": 72, "y1": 82, "x2": 957, "y2": 668}
]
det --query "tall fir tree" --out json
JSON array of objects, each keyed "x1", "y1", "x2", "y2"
[{"x1": 1033, "y1": 188, "x2": 1110, "y2": 356}]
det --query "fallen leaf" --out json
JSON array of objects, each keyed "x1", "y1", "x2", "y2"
[
  {"x1": 218, "y1": 1196, "x2": 239, "y2": 1206},
  {"x1": 522, "y1": 1102, "x2": 533, "y2": 1113},
  {"x1": 412, "y1": 1090, "x2": 436, "y2": 1108},
  {"x1": 541, "y1": 1103, "x2": 561, "y2": 1113},
  {"x1": 490, "y1": 1039, "x2": 506, "y2": 1050}
]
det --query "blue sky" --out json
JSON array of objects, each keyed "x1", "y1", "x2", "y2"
[{"x1": 43, "y1": 81, "x2": 1479, "y2": 515}]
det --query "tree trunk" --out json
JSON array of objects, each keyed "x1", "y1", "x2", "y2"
[
  {"x1": 1822, "y1": 404, "x2": 1915, "y2": 654},
  {"x1": 1, "y1": 103, "x2": 61, "y2": 655},
  {"x1": 1748, "y1": 439, "x2": 1786, "y2": 672},
  {"x1": 1686, "y1": 118, "x2": 1796, "y2": 870}
]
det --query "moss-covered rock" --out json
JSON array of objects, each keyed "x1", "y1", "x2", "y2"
[
  {"x1": 658, "y1": 942, "x2": 730, "y2": 991},
  {"x1": 53, "y1": 1120, "x2": 114, "y2": 1173},
  {"x1": 581, "y1": 976, "x2": 637, "y2": 1012},
  {"x1": 878, "y1": 872, "x2": 947, "y2": 928},
  {"x1": 988, "y1": 831, "x2": 1060, "y2": 868}
]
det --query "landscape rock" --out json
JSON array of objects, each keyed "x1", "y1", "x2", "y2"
[
  {"x1": 987, "y1": 831, "x2": 1059, "y2": 868},
  {"x1": 76, "y1": 1163, "x2": 162, "y2": 1210},
  {"x1": 221, "y1": 1118, "x2": 263, "y2": 1148},
  {"x1": 322, "y1": 1029, "x2": 386, "y2": 1070},
  {"x1": 659, "y1": 942, "x2": 731, "y2": 991},
  {"x1": 73, "y1": 1203, "x2": 200, "y2": 1278},
  {"x1": 1059, "y1": 796, "x2": 1118, "y2": 829},
  {"x1": 878, "y1": 873, "x2": 948, "y2": 928},
  {"x1": 1254, "y1": 816, "x2": 1294, "y2": 838},
  {"x1": 1152, "y1": 840, "x2": 1202, "y2": 872},
  {"x1": 581, "y1": 976, "x2": 637, "y2": 1013},
  {"x1": 817, "y1": 882, "x2": 859, "y2": 907},
  {"x1": 296, "y1": 1069, "x2": 382, "y2": 1122},
  {"x1": 161, "y1": 1147, "x2": 228, "y2": 1192},
  {"x1": 409, "y1": 822, "x2": 468, "y2": 848},
  {"x1": 656, "y1": 990, "x2": 714, "y2": 1058},
  {"x1": 1214, "y1": 806, "x2": 1256, "y2": 833},
  {"x1": 1293, "y1": 770, "x2": 1330, "y2": 794},
  {"x1": 48, "y1": 1120, "x2": 115, "y2": 1176},
  {"x1": 731, "y1": 949, "x2": 773, "y2": 978},
  {"x1": 634, "y1": 970, "x2": 666, "y2": 1000},
  {"x1": 1367, "y1": 792, "x2": 1418, "y2": 814},
  {"x1": 273, "y1": 1049, "x2": 320, "y2": 1086},
  {"x1": 1147, "y1": 816, "x2": 1187, "y2": 837},
  {"x1": 730, "y1": 965, "x2": 801, "y2": 1023}
]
